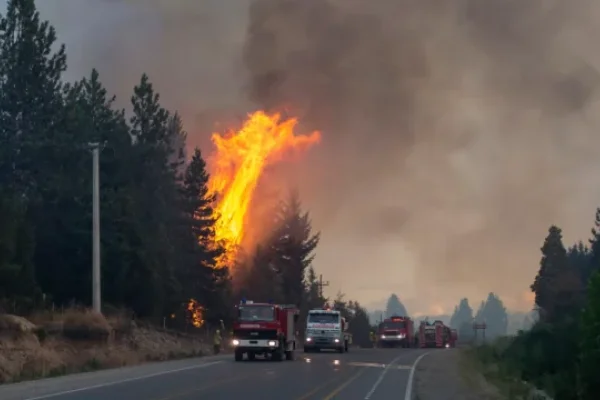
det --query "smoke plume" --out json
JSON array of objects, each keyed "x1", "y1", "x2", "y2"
[{"x1": 36, "y1": 0, "x2": 600, "y2": 313}]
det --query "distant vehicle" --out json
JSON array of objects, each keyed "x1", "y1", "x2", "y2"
[
  {"x1": 231, "y1": 299, "x2": 299, "y2": 361},
  {"x1": 377, "y1": 316, "x2": 415, "y2": 348},
  {"x1": 418, "y1": 320, "x2": 454, "y2": 348},
  {"x1": 304, "y1": 304, "x2": 351, "y2": 353}
]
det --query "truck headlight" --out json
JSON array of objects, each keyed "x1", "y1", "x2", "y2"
[
  {"x1": 268, "y1": 340, "x2": 276, "y2": 347},
  {"x1": 381, "y1": 335, "x2": 386, "y2": 339},
  {"x1": 334, "y1": 338, "x2": 340, "y2": 343},
  {"x1": 306, "y1": 337, "x2": 312, "y2": 342},
  {"x1": 232, "y1": 339, "x2": 239, "y2": 346}
]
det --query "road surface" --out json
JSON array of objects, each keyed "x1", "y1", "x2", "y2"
[{"x1": 0, "y1": 348, "x2": 432, "y2": 400}]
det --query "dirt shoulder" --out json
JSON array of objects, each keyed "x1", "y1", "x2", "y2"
[
  {"x1": 0, "y1": 310, "x2": 212, "y2": 384},
  {"x1": 414, "y1": 348, "x2": 501, "y2": 400}
]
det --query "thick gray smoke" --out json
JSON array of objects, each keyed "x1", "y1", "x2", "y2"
[
  {"x1": 242, "y1": 0, "x2": 600, "y2": 312},
  {"x1": 36, "y1": 0, "x2": 600, "y2": 313}
]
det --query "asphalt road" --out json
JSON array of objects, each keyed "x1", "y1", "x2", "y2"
[{"x1": 0, "y1": 348, "x2": 432, "y2": 400}]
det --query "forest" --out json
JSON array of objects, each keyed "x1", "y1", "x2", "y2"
[
  {"x1": 0, "y1": 0, "x2": 374, "y2": 343},
  {"x1": 468, "y1": 221, "x2": 600, "y2": 400}
]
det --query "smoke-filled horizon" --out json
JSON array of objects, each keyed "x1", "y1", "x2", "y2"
[{"x1": 30, "y1": 0, "x2": 600, "y2": 315}]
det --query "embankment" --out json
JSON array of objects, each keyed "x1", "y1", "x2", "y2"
[{"x1": 0, "y1": 309, "x2": 210, "y2": 384}]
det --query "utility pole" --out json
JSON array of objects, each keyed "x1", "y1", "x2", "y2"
[
  {"x1": 317, "y1": 274, "x2": 329, "y2": 298},
  {"x1": 90, "y1": 143, "x2": 101, "y2": 313}
]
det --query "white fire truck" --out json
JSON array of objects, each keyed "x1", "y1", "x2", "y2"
[{"x1": 303, "y1": 304, "x2": 351, "y2": 353}]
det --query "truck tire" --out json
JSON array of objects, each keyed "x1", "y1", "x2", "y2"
[
  {"x1": 304, "y1": 347, "x2": 311, "y2": 353},
  {"x1": 234, "y1": 350, "x2": 243, "y2": 362},
  {"x1": 337, "y1": 346, "x2": 344, "y2": 353}
]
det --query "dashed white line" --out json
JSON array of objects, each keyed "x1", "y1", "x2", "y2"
[{"x1": 363, "y1": 353, "x2": 404, "y2": 399}]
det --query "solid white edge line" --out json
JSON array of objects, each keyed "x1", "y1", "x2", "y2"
[
  {"x1": 404, "y1": 351, "x2": 431, "y2": 400},
  {"x1": 363, "y1": 353, "x2": 404, "y2": 399},
  {"x1": 25, "y1": 361, "x2": 223, "y2": 400}
]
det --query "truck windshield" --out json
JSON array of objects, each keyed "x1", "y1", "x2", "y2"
[
  {"x1": 380, "y1": 321, "x2": 406, "y2": 330},
  {"x1": 238, "y1": 306, "x2": 275, "y2": 321},
  {"x1": 308, "y1": 313, "x2": 339, "y2": 323}
]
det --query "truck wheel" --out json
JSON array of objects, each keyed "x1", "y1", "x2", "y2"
[
  {"x1": 285, "y1": 350, "x2": 295, "y2": 361},
  {"x1": 337, "y1": 346, "x2": 344, "y2": 354},
  {"x1": 304, "y1": 347, "x2": 311, "y2": 353},
  {"x1": 234, "y1": 350, "x2": 243, "y2": 362}
]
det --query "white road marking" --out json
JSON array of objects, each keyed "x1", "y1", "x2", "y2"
[
  {"x1": 363, "y1": 353, "x2": 405, "y2": 399},
  {"x1": 24, "y1": 361, "x2": 223, "y2": 400},
  {"x1": 348, "y1": 362, "x2": 412, "y2": 370},
  {"x1": 404, "y1": 352, "x2": 431, "y2": 400}
]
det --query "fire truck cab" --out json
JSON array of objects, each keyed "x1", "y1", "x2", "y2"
[
  {"x1": 231, "y1": 300, "x2": 299, "y2": 362},
  {"x1": 377, "y1": 316, "x2": 414, "y2": 348},
  {"x1": 304, "y1": 303, "x2": 352, "y2": 353}
]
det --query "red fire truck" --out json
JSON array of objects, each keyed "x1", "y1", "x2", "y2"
[
  {"x1": 377, "y1": 316, "x2": 414, "y2": 348},
  {"x1": 418, "y1": 320, "x2": 454, "y2": 348},
  {"x1": 231, "y1": 300, "x2": 299, "y2": 362}
]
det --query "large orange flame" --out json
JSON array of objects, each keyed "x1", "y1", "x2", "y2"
[{"x1": 208, "y1": 111, "x2": 320, "y2": 268}]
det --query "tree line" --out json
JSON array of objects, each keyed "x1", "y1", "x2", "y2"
[
  {"x1": 0, "y1": 0, "x2": 373, "y2": 343},
  {"x1": 449, "y1": 293, "x2": 509, "y2": 341},
  {"x1": 475, "y1": 216, "x2": 600, "y2": 399}
]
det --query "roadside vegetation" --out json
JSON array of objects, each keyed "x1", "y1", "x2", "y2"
[{"x1": 465, "y1": 215, "x2": 600, "y2": 400}]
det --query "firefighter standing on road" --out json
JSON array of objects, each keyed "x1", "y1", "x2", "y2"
[
  {"x1": 213, "y1": 329, "x2": 222, "y2": 354},
  {"x1": 370, "y1": 331, "x2": 376, "y2": 347}
]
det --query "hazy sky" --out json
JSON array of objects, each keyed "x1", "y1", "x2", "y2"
[{"x1": 13, "y1": 0, "x2": 600, "y2": 314}]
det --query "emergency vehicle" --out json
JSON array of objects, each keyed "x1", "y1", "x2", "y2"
[
  {"x1": 418, "y1": 320, "x2": 454, "y2": 348},
  {"x1": 377, "y1": 316, "x2": 414, "y2": 348},
  {"x1": 231, "y1": 299, "x2": 299, "y2": 361},
  {"x1": 304, "y1": 304, "x2": 351, "y2": 353}
]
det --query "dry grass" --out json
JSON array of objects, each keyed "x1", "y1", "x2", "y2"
[
  {"x1": 0, "y1": 309, "x2": 210, "y2": 384},
  {"x1": 415, "y1": 349, "x2": 502, "y2": 400}
]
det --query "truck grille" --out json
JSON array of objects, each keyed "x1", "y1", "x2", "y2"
[
  {"x1": 307, "y1": 329, "x2": 337, "y2": 337},
  {"x1": 234, "y1": 329, "x2": 277, "y2": 340}
]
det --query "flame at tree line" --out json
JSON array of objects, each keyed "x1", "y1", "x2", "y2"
[
  {"x1": 207, "y1": 110, "x2": 321, "y2": 267},
  {"x1": 187, "y1": 299, "x2": 205, "y2": 328},
  {"x1": 183, "y1": 111, "x2": 319, "y2": 327}
]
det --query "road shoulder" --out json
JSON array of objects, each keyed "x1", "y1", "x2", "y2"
[{"x1": 413, "y1": 349, "x2": 501, "y2": 400}]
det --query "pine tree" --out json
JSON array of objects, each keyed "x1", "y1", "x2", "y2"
[
  {"x1": 0, "y1": 0, "x2": 66, "y2": 195},
  {"x1": 578, "y1": 271, "x2": 600, "y2": 399},
  {"x1": 480, "y1": 293, "x2": 508, "y2": 338},
  {"x1": 384, "y1": 294, "x2": 409, "y2": 317},
  {"x1": 270, "y1": 190, "x2": 320, "y2": 306},
  {"x1": 568, "y1": 240, "x2": 592, "y2": 287},
  {"x1": 450, "y1": 298, "x2": 473, "y2": 330},
  {"x1": 0, "y1": 0, "x2": 67, "y2": 310},
  {"x1": 531, "y1": 225, "x2": 583, "y2": 323},
  {"x1": 179, "y1": 147, "x2": 228, "y2": 322},
  {"x1": 125, "y1": 74, "x2": 180, "y2": 318},
  {"x1": 588, "y1": 208, "x2": 600, "y2": 282}
]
